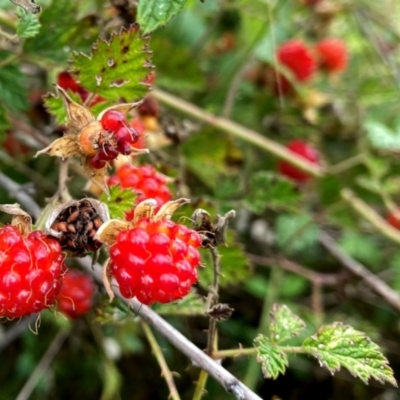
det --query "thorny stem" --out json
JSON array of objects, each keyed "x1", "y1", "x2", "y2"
[
  {"x1": 214, "y1": 346, "x2": 306, "y2": 360},
  {"x1": 152, "y1": 89, "x2": 325, "y2": 178},
  {"x1": 141, "y1": 321, "x2": 181, "y2": 400},
  {"x1": 194, "y1": 246, "x2": 221, "y2": 400}
]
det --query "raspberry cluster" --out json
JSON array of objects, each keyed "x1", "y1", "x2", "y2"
[
  {"x1": 88, "y1": 110, "x2": 140, "y2": 169},
  {"x1": 56, "y1": 269, "x2": 96, "y2": 319},
  {"x1": 109, "y1": 217, "x2": 201, "y2": 304},
  {"x1": 108, "y1": 164, "x2": 172, "y2": 218},
  {"x1": 0, "y1": 226, "x2": 66, "y2": 319}
]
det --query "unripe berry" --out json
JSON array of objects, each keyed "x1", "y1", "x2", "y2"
[{"x1": 78, "y1": 121, "x2": 103, "y2": 157}]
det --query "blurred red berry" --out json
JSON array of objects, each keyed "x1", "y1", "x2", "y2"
[
  {"x1": 57, "y1": 71, "x2": 83, "y2": 93},
  {"x1": 56, "y1": 269, "x2": 95, "y2": 319},
  {"x1": 387, "y1": 210, "x2": 400, "y2": 230},
  {"x1": 315, "y1": 38, "x2": 348, "y2": 73},
  {"x1": 278, "y1": 140, "x2": 320, "y2": 182}
]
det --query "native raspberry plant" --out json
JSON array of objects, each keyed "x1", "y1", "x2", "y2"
[{"x1": 0, "y1": 1, "x2": 399, "y2": 399}]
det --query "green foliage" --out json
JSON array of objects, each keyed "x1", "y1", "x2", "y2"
[
  {"x1": 244, "y1": 171, "x2": 301, "y2": 213},
  {"x1": 0, "y1": 104, "x2": 10, "y2": 137},
  {"x1": 0, "y1": 62, "x2": 28, "y2": 112},
  {"x1": 303, "y1": 323, "x2": 397, "y2": 387},
  {"x1": 100, "y1": 185, "x2": 136, "y2": 220},
  {"x1": 155, "y1": 293, "x2": 205, "y2": 316},
  {"x1": 137, "y1": 0, "x2": 188, "y2": 35},
  {"x1": 70, "y1": 25, "x2": 152, "y2": 102},
  {"x1": 43, "y1": 90, "x2": 82, "y2": 125},
  {"x1": 365, "y1": 120, "x2": 400, "y2": 150},
  {"x1": 16, "y1": 8, "x2": 40, "y2": 38}
]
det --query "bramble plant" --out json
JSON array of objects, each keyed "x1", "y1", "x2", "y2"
[{"x1": 0, "y1": 1, "x2": 399, "y2": 399}]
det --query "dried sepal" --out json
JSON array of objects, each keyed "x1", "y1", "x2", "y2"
[
  {"x1": 55, "y1": 85, "x2": 94, "y2": 132},
  {"x1": 207, "y1": 303, "x2": 234, "y2": 322},
  {"x1": 35, "y1": 134, "x2": 80, "y2": 160},
  {"x1": 94, "y1": 219, "x2": 130, "y2": 246},
  {"x1": 0, "y1": 204, "x2": 32, "y2": 236},
  {"x1": 154, "y1": 198, "x2": 191, "y2": 221},
  {"x1": 102, "y1": 258, "x2": 115, "y2": 302},
  {"x1": 133, "y1": 198, "x2": 158, "y2": 224},
  {"x1": 97, "y1": 100, "x2": 143, "y2": 121},
  {"x1": 83, "y1": 157, "x2": 109, "y2": 194}
]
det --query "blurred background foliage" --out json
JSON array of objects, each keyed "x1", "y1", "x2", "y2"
[{"x1": 0, "y1": 0, "x2": 400, "y2": 399}]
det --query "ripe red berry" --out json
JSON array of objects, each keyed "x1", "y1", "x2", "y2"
[
  {"x1": 101, "y1": 110, "x2": 126, "y2": 132},
  {"x1": 129, "y1": 118, "x2": 146, "y2": 149},
  {"x1": 315, "y1": 38, "x2": 348, "y2": 73},
  {"x1": 0, "y1": 226, "x2": 66, "y2": 319},
  {"x1": 277, "y1": 40, "x2": 316, "y2": 82},
  {"x1": 90, "y1": 154, "x2": 107, "y2": 169},
  {"x1": 387, "y1": 210, "x2": 400, "y2": 230},
  {"x1": 108, "y1": 164, "x2": 172, "y2": 217},
  {"x1": 278, "y1": 140, "x2": 319, "y2": 182},
  {"x1": 109, "y1": 218, "x2": 201, "y2": 304},
  {"x1": 56, "y1": 269, "x2": 96, "y2": 319}
]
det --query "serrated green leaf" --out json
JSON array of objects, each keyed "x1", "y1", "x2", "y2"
[
  {"x1": 365, "y1": 120, "x2": 400, "y2": 149},
  {"x1": 137, "y1": 0, "x2": 188, "y2": 35},
  {"x1": 269, "y1": 304, "x2": 306, "y2": 344},
  {"x1": 254, "y1": 334, "x2": 289, "y2": 379},
  {"x1": 155, "y1": 293, "x2": 205, "y2": 316},
  {"x1": 303, "y1": 322, "x2": 397, "y2": 387},
  {"x1": 198, "y1": 232, "x2": 250, "y2": 287},
  {"x1": 244, "y1": 171, "x2": 301, "y2": 214},
  {"x1": 100, "y1": 185, "x2": 137, "y2": 220},
  {"x1": 275, "y1": 213, "x2": 319, "y2": 255},
  {"x1": 43, "y1": 90, "x2": 82, "y2": 125},
  {"x1": 70, "y1": 25, "x2": 151, "y2": 102},
  {"x1": 16, "y1": 8, "x2": 41, "y2": 38}
]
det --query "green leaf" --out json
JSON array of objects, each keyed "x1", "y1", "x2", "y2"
[
  {"x1": 70, "y1": 25, "x2": 152, "y2": 102},
  {"x1": 100, "y1": 185, "x2": 136, "y2": 220},
  {"x1": 155, "y1": 293, "x2": 205, "y2": 316},
  {"x1": 0, "y1": 104, "x2": 10, "y2": 138},
  {"x1": 0, "y1": 62, "x2": 28, "y2": 112},
  {"x1": 198, "y1": 232, "x2": 250, "y2": 287},
  {"x1": 43, "y1": 90, "x2": 82, "y2": 125},
  {"x1": 137, "y1": 0, "x2": 188, "y2": 35},
  {"x1": 100, "y1": 360, "x2": 122, "y2": 400},
  {"x1": 269, "y1": 304, "x2": 306, "y2": 344},
  {"x1": 254, "y1": 334, "x2": 289, "y2": 379},
  {"x1": 16, "y1": 8, "x2": 41, "y2": 38},
  {"x1": 244, "y1": 171, "x2": 301, "y2": 214},
  {"x1": 303, "y1": 322, "x2": 397, "y2": 387},
  {"x1": 365, "y1": 120, "x2": 400, "y2": 149},
  {"x1": 275, "y1": 213, "x2": 319, "y2": 255}
]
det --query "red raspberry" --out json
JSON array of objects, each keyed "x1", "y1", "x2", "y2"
[
  {"x1": 108, "y1": 164, "x2": 172, "y2": 219},
  {"x1": 315, "y1": 38, "x2": 348, "y2": 73},
  {"x1": 109, "y1": 218, "x2": 201, "y2": 304},
  {"x1": 130, "y1": 118, "x2": 146, "y2": 149},
  {"x1": 101, "y1": 110, "x2": 126, "y2": 132},
  {"x1": 387, "y1": 210, "x2": 400, "y2": 230},
  {"x1": 277, "y1": 40, "x2": 316, "y2": 82},
  {"x1": 56, "y1": 269, "x2": 96, "y2": 319},
  {"x1": 0, "y1": 226, "x2": 66, "y2": 319},
  {"x1": 278, "y1": 140, "x2": 319, "y2": 182}
]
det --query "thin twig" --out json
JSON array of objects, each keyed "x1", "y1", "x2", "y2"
[
  {"x1": 192, "y1": 370, "x2": 208, "y2": 400},
  {"x1": 141, "y1": 321, "x2": 181, "y2": 400},
  {"x1": 319, "y1": 231, "x2": 400, "y2": 313},
  {"x1": 152, "y1": 89, "x2": 325, "y2": 178},
  {"x1": 0, "y1": 172, "x2": 41, "y2": 219},
  {"x1": 78, "y1": 257, "x2": 262, "y2": 400},
  {"x1": 15, "y1": 328, "x2": 70, "y2": 400}
]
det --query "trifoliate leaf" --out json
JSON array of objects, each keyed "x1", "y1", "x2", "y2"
[
  {"x1": 16, "y1": 7, "x2": 41, "y2": 38},
  {"x1": 303, "y1": 322, "x2": 397, "y2": 387},
  {"x1": 137, "y1": 0, "x2": 188, "y2": 35},
  {"x1": 254, "y1": 334, "x2": 289, "y2": 379},
  {"x1": 269, "y1": 304, "x2": 306, "y2": 344},
  {"x1": 275, "y1": 213, "x2": 319, "y2": 255},
  {"x1": 365, "y1": 120, "x2": 400, "y2": 150},
  {"x1": 244, "y1": 171, "x2": 301, "y2": 214},
  {"x1": 70, "y1": 25, "x2": 152, "y2": 102},
  {"x1": 100, "y1": 185, "x2": 137, "y2": 220}
]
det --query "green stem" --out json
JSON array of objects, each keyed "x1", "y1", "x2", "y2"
[
  {"x1": 192, "y1": 370, "x2": 209, "y2": 400},
  {"x1": 153, "y1": 89, "x2": 325, "y2": 178},
  {"x1": 214, "y1": 345, "x2": 306, "y2": 360}
]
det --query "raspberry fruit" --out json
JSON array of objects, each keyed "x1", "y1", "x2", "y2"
[
  {"x1": 0, "y1": 225, "x2": 66, "y2": 319},
  {"x1": 277, "y1": 40, "x2": 316, "y2": 82},
  {"x1": 101, "y1": 110, "x2": 126, "y2": 132},
  {"x1": 108, "y1": 164, "x2": 172, "y2": 217},
  {"x1": 315, "y1": 38, "x2": 348, "y2": 73},
  {"x1": 387, "y1": 210, "x2": 400, "y2": 230},
  {"x1": 109, "y1": 218, "x2": 201, "y2": 304},
  {"x1": 56, "y1": 269, "x2": 96, "y2": 319},
  {"x1": 278, "y1": 140, "x2": 319, "y2": 182}
]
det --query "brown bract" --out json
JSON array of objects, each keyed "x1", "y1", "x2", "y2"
[
  {"x1": 35, "y1": 85, "x2": 144, "y2": 193},
  {"x1": 0, "y1": 204, "x2": 32, "y2": 236}
]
